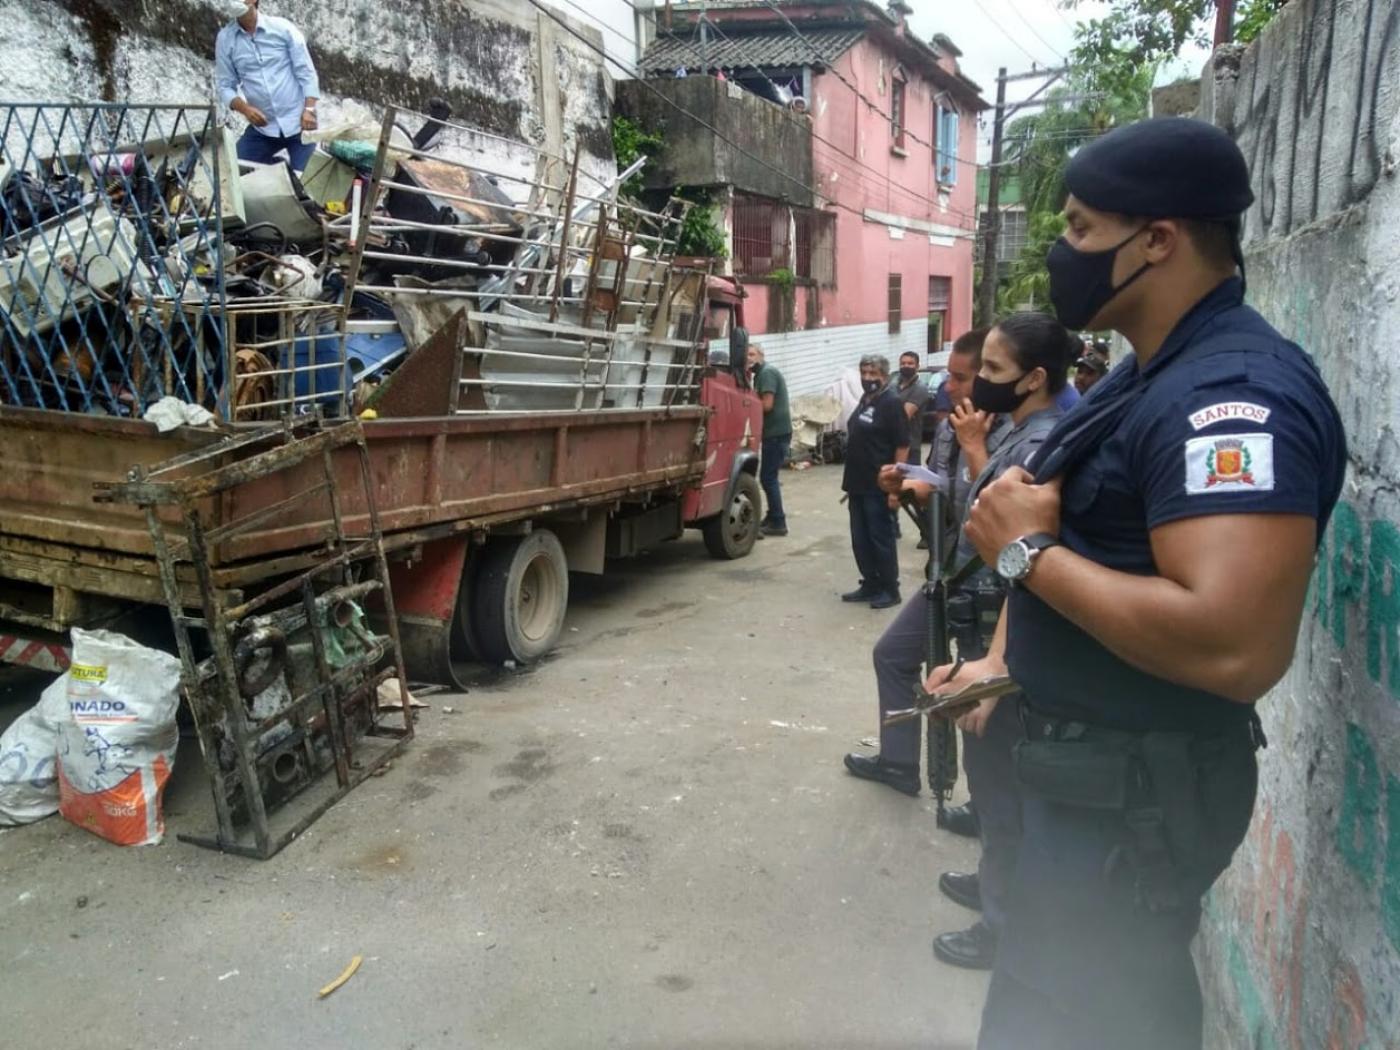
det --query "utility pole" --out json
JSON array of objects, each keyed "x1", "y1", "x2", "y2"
[
  {"x1": 976, "y1": 65, "x2": 1070, "y2": 325},
  {"x1": 1214, "y1": 0, "x2": 1236, "y2": 45},
  {"x1": 700, "y1": 1, "x2": 709, "y2": 74},
  {"x1": 977, "y1": 67, "x2": 1007, "y2": 328}
]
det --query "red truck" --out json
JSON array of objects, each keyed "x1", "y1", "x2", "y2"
[
  {"x1": 0, "y1": 104, "x2": 764, "y2": 689},
  {"x1": 0, "y1": 278, "x2": 761, "y2": 690}
]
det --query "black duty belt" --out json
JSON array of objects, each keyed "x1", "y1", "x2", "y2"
[{"x1": 1018, "y1": 701, "x2": 1268, "y2": 751}]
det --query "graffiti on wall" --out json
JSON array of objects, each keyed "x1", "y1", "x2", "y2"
[
  {"x1": 1211, "y1": 498, "x2": 1400, "y2": 1049},
  {"x1": 1233, "y1": 0, "x2": 1400, "y2": 238}
]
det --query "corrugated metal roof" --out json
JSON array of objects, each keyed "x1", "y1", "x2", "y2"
[{"x1": 640, "y1": 27, "x2": 866, "y2": 76}]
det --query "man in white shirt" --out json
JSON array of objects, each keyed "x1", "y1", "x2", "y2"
[{"x1": 214, "y1": 1, "x2": 322, "y2": 171}]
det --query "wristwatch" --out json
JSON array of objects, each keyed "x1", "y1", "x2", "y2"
[{"x1": 996, "y1": 532, "x2": 1060, "y2": 584}]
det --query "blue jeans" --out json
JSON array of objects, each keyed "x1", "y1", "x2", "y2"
[
  {"x1": 237, "y1": 127, "x2": 316, "y2": 172},
  {"x1": 847, "y1": 491, "x2": 899, "y2": 596},
  {"x1": 760, "y1": 434, "x2": 789, "y2": 527}
]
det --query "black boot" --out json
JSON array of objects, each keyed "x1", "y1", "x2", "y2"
[
  {"x1": 933, "y1": 921, "x2": 997, "y2": 970},
  {"x1": 842, "y1": 753, "x2": 919, "y2": 797},
  {"x1": 937, "y1": 802, "x2": 980, "y2": 839},
  {"x1": 938, "y1": 871, "x2": 982, "y2": 912}
]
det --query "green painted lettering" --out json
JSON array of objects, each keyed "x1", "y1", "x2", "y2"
[
  {"x1": 1332, "y1": 501, "x2": 1363, "y2": 650},
  {"x1": 1337, "y1": 723, "x2": 1382, "y2": 884},
  {"x1": 1385, "y1": 773, "x2": 1400, "y2": 956},
  {"x1": 1366, "y1": 517, "x2": 1400, "y2": 693}
]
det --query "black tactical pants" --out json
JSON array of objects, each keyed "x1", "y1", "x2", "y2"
[{"x1": 978, "y1": 707, "x2": 1259, "y2": 1050}]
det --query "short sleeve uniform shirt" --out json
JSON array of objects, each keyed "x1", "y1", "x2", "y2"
[{"x1": 1007, "y1": 278, "x2": 1347, "y2": 733}]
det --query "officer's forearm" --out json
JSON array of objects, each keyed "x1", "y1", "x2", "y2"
[
  {"x1": 1023, "y1": 546, "x2": 1281, "y2": 702},
  {"x1": 986, "y1": 602, "x2": 1008, "y2": 674},
  {"x1": 962, "y1": 443, "x2": 989, "y2": 478}
]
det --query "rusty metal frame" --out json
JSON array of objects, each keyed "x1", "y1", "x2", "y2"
[{"x1": 100, "y1": 418, "x2": 413, "y2": 859}]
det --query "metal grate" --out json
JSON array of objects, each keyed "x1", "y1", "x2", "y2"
[
  {"x1": 732, "y1": 194, "x2": 790, "y2": 277},
  {"x1": 0, "y1": 103, "x2": 234, "y2": 418},
  {"x1": 794, "y1": 208, "x2": 835, "y2": 286}
]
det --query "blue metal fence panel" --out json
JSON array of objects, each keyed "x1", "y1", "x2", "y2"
[{"x1": 0, "y1": 103, "x2": 232, "y2": 419}]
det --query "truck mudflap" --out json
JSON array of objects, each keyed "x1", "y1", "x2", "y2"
[{"x1": 0, "y1": 630, "x2": 71, "y2": 673}]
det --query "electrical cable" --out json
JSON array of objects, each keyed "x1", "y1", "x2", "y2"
[
  {"x1": 752, "y1": 0, "x2": 981, "y2": 172},
  {"x1": 531, "y1": 0, "x2": 979, "y2": 233}
]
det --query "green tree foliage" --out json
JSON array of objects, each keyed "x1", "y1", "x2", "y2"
[
  {"x1": 611, "y1": 117, "x2": 727, "y2": 259},
  {"x1": 1236, "y1": 0, "x2": 1288, "y2": 43},
  {"x1": 1062, "y1": 1, "x2": 1286, "y2": 94},
  {"x1": 611, "y1": 115, "x2": 663, "y2": 199},
  {"x1": 676, "y1": 191, "x2": 728, "y2": 260},
  {"x1": 994, "y1": 67, "x2": 1152, "y2": 311}
]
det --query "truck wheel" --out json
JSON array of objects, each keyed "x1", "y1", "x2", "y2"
[
  {"x1": 702, "y1": 472, "x2": 761, "y2": 559},
  {"x1": 472, "y1": 530, "x2": 569, "y2": 665}
]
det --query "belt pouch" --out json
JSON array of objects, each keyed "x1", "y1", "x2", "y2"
[{"x1": 1013, "y1": 738, "x2": 1133, "y2": 811}]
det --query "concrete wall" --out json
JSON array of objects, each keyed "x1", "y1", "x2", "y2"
[
  {"x1": 1195, "y1": 1, "x2": 1400, "y2": 1046},
  {"x1": 615, "y1": 76, "x2": 815, "y2": 205},
  {"x1": 3, "y1": 0, "x2": 618, "y2": 192}
]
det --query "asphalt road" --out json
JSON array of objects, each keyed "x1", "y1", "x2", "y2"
[{"x1": 0, "y1": 463, "x2": 986, "y2": 1049}]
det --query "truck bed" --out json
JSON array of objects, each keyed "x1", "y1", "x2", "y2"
[{"x1": 0, "y1": 404, "x2": 707, "y2": 608}]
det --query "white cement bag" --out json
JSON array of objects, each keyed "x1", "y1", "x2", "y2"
[
  {"x1": 55, "y1": 630, "x2": 182, "y2": 846},
  {"x1": 0, "y1": 674, "x2": 70, "y2": 825}
]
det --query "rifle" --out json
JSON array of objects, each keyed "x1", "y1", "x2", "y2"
[
  {"x1": 898, "y1": 491, "x2": 1015, "y2": 827},
  {"x1": 905, "y1": 488, "x2": 957, "y2": 822}
]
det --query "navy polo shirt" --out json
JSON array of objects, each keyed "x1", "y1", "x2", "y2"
[{"x1": 1006, "y1": 278, "x2": 1346, "y2": 733}]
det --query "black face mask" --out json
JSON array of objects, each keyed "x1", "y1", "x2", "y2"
[
  {"x1": 898, "y1": 366, "x2": 918, "y2": 381},
  {"x1": 1046, "y1": 227, "x2": 1151, "y2": 330},
  {"x1": 971, "y1": 372, "x2": 1032, "y2": 414},
  {"x1": 861, "y1": 379, "x2": 883, "y2": 395},
  {"x1": 749, "y1": 361, "x2": 762, "y2": 375}
]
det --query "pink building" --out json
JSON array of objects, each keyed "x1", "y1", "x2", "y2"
[{"x1": 624, "y1": 1, "x2": 987, "y2": 394}]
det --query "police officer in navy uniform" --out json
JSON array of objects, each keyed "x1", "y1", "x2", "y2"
[{"x1": 928, "y1": 118, "x2": 1346, "y2": 1048}]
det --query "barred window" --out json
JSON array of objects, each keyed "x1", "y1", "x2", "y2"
[
  {"x1": 794, "y1": 208, "x2": 835, "y2": 286},
  {"x1": 732, "y1": 195, "x2": 790, "y2": 277}
]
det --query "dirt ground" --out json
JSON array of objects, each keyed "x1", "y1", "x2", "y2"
[{"x1": 0, "y1": 464, "x2": 987, "y2": 1049}]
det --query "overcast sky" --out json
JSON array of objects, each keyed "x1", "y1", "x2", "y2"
[{"x1": 904, "y1": 0, "x2": 1213, "y2": 155}]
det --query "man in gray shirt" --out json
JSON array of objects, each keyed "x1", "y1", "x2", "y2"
[{"x1": 894, "y1": 351, "x2": 932, "y2": 467}]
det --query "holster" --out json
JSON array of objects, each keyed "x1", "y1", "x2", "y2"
[{"x1": 1013, "y1": 728, "x2": 1206, "y2": 912}]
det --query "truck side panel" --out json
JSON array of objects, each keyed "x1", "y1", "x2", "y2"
[{"x1": 0, "y1": 406, "x2": 708, "y2": 566}]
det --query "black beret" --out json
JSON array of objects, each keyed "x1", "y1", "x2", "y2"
[{"x1": 1065, "y1": 118, "x2": 1255, "y2": 220}]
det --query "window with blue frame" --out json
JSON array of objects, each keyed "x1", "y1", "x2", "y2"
[{"x1": 936, "y1": 106, "x2": 959, "y2": 186}]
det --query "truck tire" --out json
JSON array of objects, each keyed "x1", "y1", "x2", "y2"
[
  {"x1": 472, "y1": 530, "x2": 569, "y2": 665},
  {"x1": 702, "y1": 472, "x2": 761, "y2": 559}
]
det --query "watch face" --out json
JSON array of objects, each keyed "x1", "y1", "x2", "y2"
[{"x1": 997, "y1": 540, "x2": 1030, "y2": 580}]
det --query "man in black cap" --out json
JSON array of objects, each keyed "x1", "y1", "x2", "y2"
[
  {"x1": 1073, "y1": 340, "x2": 1110, "y2": 395},
  {"x1": 927, "y1": 117, "x2": 1346, "y2": 1048}
]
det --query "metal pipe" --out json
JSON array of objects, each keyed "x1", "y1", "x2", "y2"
[{"x1": 462, "y1": 345, "x2": 692, "y2": 370}]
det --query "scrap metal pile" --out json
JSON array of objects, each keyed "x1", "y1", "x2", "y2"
[{"x1": 0, "y1": 100, "x2": 711, "y2": 426}]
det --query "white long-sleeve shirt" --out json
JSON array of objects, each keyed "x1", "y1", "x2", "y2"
[{"x1": 215, "y1": 14, "x2": 320, "y2": 139}]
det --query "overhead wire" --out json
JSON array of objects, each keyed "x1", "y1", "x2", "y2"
[
  {"x1": 691, "y1": 13, "x2": 982, "y2": 224},
  {"x1": 998, "y1": 0, "x2": 1069, "y2": 61},
  {"x1": 965, "y1": 0, "x2": 1050, "y2": 66},
  {"x1": 527, "y1": 0, "x2": 972, "y2": 232},
  {"x1": 537, "y1": 0, "x2": 980, "y2": 231},
  {"x1": 751, "y1": 0, "x2": 982, "y2": 174}
]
